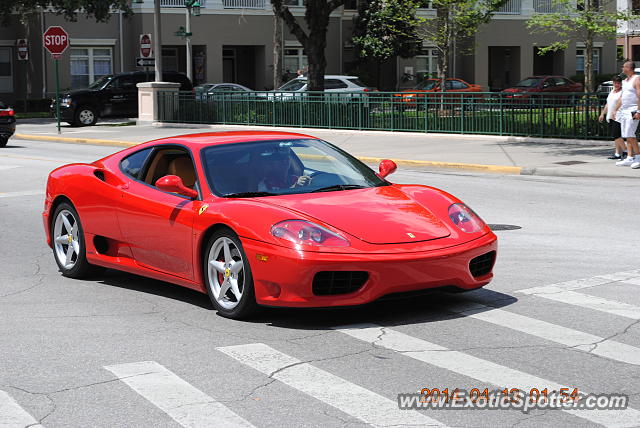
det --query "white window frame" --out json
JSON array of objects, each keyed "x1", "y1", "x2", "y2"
[
  {"x1": 415, "y1": 47, "x2": 438, "y2": 80},
  {"x1": 283, "y1": 42, "x2": 308, "y2": 75},
  {"x1": 70, "y1": 47, "x2": 113, "y2": 88},
  {"x1": 0, "y1": 47, "x2": 13, "y2": 93},
  {"x1": 576, "y1": 47, "x2": 600, "y2": 75}
]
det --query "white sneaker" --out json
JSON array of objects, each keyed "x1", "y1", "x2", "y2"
[
  {"x1": 632, "y1": 161, "x2": 640, "y2": 169},
  {"x1": 616, "y1": 157, "x2": 635, "y2": 166}
]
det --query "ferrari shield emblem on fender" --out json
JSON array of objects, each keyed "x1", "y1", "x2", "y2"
[
  {"x1": 198, "y1": 204, "x2": 209, "y2": 215},
  {"x1": 406, "y1": 232, "x2": 416, "y2": 238}
]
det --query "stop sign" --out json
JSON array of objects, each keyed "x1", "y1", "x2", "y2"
[
  {"x1": 43, "y1": 26, "x2": 69, "y2": 58},
  {"x1": 140, "y1": 34, "x2": 152, "y2": 58}
]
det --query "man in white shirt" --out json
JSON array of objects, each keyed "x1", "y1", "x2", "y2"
[{"x1": 613, "y1": 61, "x2": 640, "y2": 168}]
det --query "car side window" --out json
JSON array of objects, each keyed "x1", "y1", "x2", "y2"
[
  {"x1": 120, "y1": 148, "x2": 153, "y2": 180},
  {"x1": 325, "y1": 79, "x2": 348, "y2": 89},
  {"x1": 451, "y1": 80, "x2": 467, "y2": 89},
  {"x1": 444, "y1": 80, "x2": 453, "y2": 90},
  {"x1": 555, "y1": 78, "x2": 568, "y2": 86},
  {"x1": 112, "y1": 76, "x2": 136, "y2": 90},
  {"x1": 143, "y1": 147, "x2": 199, "y2": 192}
]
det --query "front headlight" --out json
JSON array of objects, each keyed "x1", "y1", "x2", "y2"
[
  {"x1": 271, "y1": 220, "x2": 350, "y2": 248},
  {"x1": 59, "y1": 97, "x2": 72, "y2": 107},
  {"x1": 448, "y1": 203, "x2": 486, "y2": 233}
]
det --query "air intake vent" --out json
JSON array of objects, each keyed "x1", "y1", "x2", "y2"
[
  {"x1": 469, "y1": 251, "x2": 496, "y2": 278},
  {"x1": 312, "y1": 271, "x2": 368, "y2": 296}
]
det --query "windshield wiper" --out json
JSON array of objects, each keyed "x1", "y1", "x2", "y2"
[
  {"x1": 223, "y1": 191, "x2": 277, "y2": 198},
  {"x1": 311, "y1": 184, "x2": 367, "y2": 193}
]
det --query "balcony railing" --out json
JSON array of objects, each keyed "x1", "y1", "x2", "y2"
[
  {"x1": 223, "y1": 0, "x2": 265, "y2": 8},
  {"x1": 160, "y1": 0, "x2": 207, "y2": 7},
  {"x1": 533, "y1": 0, "x2": 563, "y2": 13},
  {"x1": 496, "y1": 0, "x2": 521, "y2": 14}
]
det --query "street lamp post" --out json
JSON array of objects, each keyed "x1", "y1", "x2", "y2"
[{"x1": 184, "y1": 0, "x2": 200, "y2": 84}]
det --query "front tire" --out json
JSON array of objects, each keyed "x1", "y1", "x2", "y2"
[
  {"x1": 74, "y1": 106, "x2": 97, "y2": 126},
  {"x1": 0, "y1": 137, "x2": 7, "y2": 148},
  {"x1": 51, "y1": 202, "x2": 101, "y2": 278},
  {"x1": 203, "y1": 229, "x2": 257, "y2": 319}
]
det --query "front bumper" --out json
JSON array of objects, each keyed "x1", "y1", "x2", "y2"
[
  {"x1": 50, "y1": 103, "x2": 75, "y2": 121},
  {"x1": 242, "y1": 233, "x2": 497, "y2": 308}
]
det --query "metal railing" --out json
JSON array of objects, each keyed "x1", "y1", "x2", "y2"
[
  {"x1": 157, "y1": 91, "x2": 610, "y2": 140},
  {"x1": 160, "y1": 0, "x2": 207, "y2": 7},
  {"x1": 533, "y1": 0, "x2": 563, "y2": 13},
  {"x1": 223, "y1": 0, "x2": 265, "y2": 8},
  {"x1": 496, "y1": 0, "x2": 521, "y2": 14}
]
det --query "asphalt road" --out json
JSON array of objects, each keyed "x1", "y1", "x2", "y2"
[{"x1": 2, "y1": 138, "x2": 640, "y2": 427}]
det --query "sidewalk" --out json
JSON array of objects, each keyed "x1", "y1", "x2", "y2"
[{"x1": 11, "y1": 118, "x2": 638, "y2": 178}]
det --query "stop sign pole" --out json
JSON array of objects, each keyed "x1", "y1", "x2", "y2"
[{"x1": 43, "y1": 26, "x2": 69, "y2": 134}]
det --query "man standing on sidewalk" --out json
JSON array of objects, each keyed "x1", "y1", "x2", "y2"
[{"x1": 613, "y1": 61, "x2": 640, "y2": 168}]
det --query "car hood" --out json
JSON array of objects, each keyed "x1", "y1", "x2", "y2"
[{"x1": 257, "y1": 185, "x2": 451, "y2": 244}]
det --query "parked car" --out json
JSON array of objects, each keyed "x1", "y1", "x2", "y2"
[
  {"x1": 501, "y1": 76, "x2": 582, "y2": 102},
  {"x1": 51, "y1": 71, "x2": 193, "y2": 126},
  {"x1": 0, "y1": 101, "x2": 16, "y2": 147},
  {"x1": 194, "y1": 83, "x2": 252, "y2": 100},
  {"x1": 394, "y1": 78, "x2": 483, "y2": 108},
  {"x1": 597, "y1": 69, "x2": 640, "y2": 93},
  {"x1": 269, "y1": 75, "x2": 375, "y2": 101}
]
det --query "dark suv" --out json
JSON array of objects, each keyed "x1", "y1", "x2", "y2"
[
  {"x1": 52, "y1": 71, "x2": 192, "y2": 126},
  {"x1": 0, "y1": 101, "x2": 16, "y2": 147}
]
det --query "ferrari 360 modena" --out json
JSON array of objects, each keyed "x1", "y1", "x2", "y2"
[{"x1": 43, "y1": 131, "x2": 497, "y2": 319}]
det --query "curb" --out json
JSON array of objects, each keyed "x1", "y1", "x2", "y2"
[
  {"x1": 14, "y1": 133, "x2": 138, "y2": 147},
  {"x1": 13, "y1": 132, "x2": 523, "y2": 175}
]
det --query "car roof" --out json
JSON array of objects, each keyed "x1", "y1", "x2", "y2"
[
  {"x1": 140, "y1": 131, "x2": 319, "y2": 148},
  {"x1": 294, "y1": 75, "x2": 359, "y2": 80}
]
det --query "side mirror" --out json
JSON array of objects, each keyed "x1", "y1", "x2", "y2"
[
  {"x1": 155, "y1": 175, "x2": 198, "y2": 199},
  {"x1": 378, "y1": 159, "x2": 397, "y2": 179}
]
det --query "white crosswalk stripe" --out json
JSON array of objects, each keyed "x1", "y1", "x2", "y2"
[
  {"x1": 0, "y1": 390, "x2": 43, "y2": 428},
  {"x1": 104, "y1": 361, "x2": 254, "y2": 428},
  {"x1": 517, "y1": 270, "x2": 640, "y2": 319},
  {"x1": 334, "y1": 323, "x2": 640, "y2": 427},
  {"x1": 448, "y1": 301, "x2": 640, "y2": 365},
  {"x1": 217, "y1": 343, "x2": 446, "y2": 428},
  {"x1": 0, "y1": 190, "x2": 44, "y2": 198}
]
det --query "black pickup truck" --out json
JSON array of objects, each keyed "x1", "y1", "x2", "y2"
[{"x1": 52, "y1": 71, "x2": 192, "y2": 126}]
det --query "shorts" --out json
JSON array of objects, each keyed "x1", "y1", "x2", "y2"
[
  {"x1": 610, "y1": 119, "x2": 622, "y2": 139},
  {"x1": 618, "y1": 108, "x2": 640, "y2": 138}
]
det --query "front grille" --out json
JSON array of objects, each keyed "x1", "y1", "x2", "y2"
[
  {"x1": 312, "y1": 271, "x2": 368, "y2": 296},
  {"x1": 469, "y1": 251, "x2": 496, "y2": 278}
]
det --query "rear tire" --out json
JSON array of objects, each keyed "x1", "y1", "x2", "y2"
[
  {"x1": 0, "y1": 137, "x2": 7, "y2": 148},
  {"x1": 51, "y1": 202, "x2": 103, "y2": 278},
  {"x1": 203, "y1": 229, "x2": 257, "y2": 319}
]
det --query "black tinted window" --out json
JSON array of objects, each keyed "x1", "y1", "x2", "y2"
[
  {"x1": 325, "y1": 79, "x2": 348, "y2": 89},
  {"x1": 451, "y1": 80, "x2": 468, "y2": 89},
  {"x1": 121, "y1": 148, "x2": 153, "y2": 179}
]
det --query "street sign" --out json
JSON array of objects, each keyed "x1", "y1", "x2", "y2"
[
  {"x1": 136, "y1": 57, "x2": 155, "y2": 67},
  {"x1": 16, "y1": 39, "x2": 28, "y2": 61},
  {"x1": 140, "y1": 34, "x2": 152, "y2": 58},
  {"x1": 43, "y1": 26, "x2": 69, "y2": 59}
]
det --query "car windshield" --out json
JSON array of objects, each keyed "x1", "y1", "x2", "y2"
[
  {"x1": 195, "y1": 84, "x2": 214, "y2": 92},
  {"x1": 88, "y1": 75, "x2": 114, "y2": 89},
  {"x1": 415, "y1": 80, "x2": 438, "y2": 90},
  {"x1": 515, "y1": 78, "x2": 543, "y2": 87},
  {"x1": 201, "y1": 139, "x2": 388, "y2": 197},
  {"x1": 278, "y1": 80, "x2": 306, "y2": 91}
]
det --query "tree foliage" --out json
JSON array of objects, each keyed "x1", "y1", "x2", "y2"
[
  {"x1": 272, "y1": 0, "x2": 344, "y2": 91},
  {"x1": 1, "y1": 0, "x2": 132, "y2": 25},
  {"x1": 352, "y1": 0, "x2": 422, "y2": 65},
  {"x1": 527, "y1": 0, "x2": 630, "y2": 92},
  {"x1": 418, "y1": 0, "x2": 508, "y2": 81}
]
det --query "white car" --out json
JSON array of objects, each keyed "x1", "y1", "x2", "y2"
[
  {"x1": 597, "y1": 68, "x2": 640, "y2": 93},
  {"x1": 269, "y1": 75, "x2": 375, "y2": 101}
]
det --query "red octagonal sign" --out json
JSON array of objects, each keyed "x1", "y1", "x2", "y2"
[{"x1": 43, "y1": 26, "x2": 69, "y2": 58}]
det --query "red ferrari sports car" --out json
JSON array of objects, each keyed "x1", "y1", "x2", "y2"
[{"x1": 43, "y1": 131, "x2": 497, "y2": 319}]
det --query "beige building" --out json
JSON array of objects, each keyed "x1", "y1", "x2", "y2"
[{"x1": 0, "y1": 0, "x2": 617, "y2": 103}]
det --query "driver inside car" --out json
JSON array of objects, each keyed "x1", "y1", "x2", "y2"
[{"x1": 257, "y1": 148, "x2": 312, "y2": 192}]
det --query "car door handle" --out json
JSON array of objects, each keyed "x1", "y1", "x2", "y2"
[{"x1": 119, "y1": 183, "x2": 129, "y2": 190}]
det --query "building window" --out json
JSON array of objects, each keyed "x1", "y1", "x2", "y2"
[
  {"x1": 284, "y1": 0, "x2": 304, "y2": 5},
  {"x1": 576, "y1": 48, "x2": 600, "y2": 74},
  {"x1": 415, "y1": 48, "x2": 438, "y2": 81},
  {"x1": 284, "y1": 47, "x2": 308, "y2": 76},
  {"x1": 0, "y1": 47, "x2": 12, "y2": 92},
  {"x1": 70, "y1": 47, "x2": 112, "y2": 89},
  {"x1": 634, "y1": 0, "x2": 640, "y2": 14}
]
